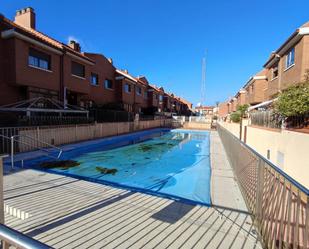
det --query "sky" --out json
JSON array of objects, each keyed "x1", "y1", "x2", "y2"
[{"x1": 1, "y1": 0, "x2": 309, "y2": 107}]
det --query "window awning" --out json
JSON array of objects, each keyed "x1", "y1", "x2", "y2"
[{"x1": 248, "y1": 98, "x2": 277, "y2": 111}]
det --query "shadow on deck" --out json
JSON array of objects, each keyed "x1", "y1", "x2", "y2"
[{"x1": 3, "y1": 169, "x2": 261, "y2": 249}]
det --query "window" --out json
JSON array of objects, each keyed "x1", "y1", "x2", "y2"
[
  {"x1": 272, "y1": 63, "x2": 279, "y2": 79},
  {"x1": 136, "y1": 86, "x2": 142, "y2": 95},
  {"x1": 159, "y1": 95, "x2": 163, "y2": 102},
  {"x1": 144, "y1": 90, "x2": 148, "y2": 99},
  {"x1": 286, "y1": 48, "x2": 295, "y2": 68},
  {"x1": 71, "y1": 61, "x2": 85, "y2": 78},
  {"x1": 28, "y1": 48, "x2": 51, "y2": 70},
  {"x1": 104, "y1": 79, "x2": 113, "y2": 89},
  {"x1": 124, "y1": 83, "x2": 131, "y2": 93},
  {"x1": 90, "y1": 73, "x2": 99, "y2": 86}
]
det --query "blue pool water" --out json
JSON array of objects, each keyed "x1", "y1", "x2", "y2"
[{"x1": 21, "y1": 129, "x2": 211, "y2": 205}]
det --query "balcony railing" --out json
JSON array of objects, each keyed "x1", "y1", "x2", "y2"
[{"x1": 217, "y1": 124, "x2": 309, "y2": 249}]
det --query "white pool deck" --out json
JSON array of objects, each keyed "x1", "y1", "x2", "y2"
[{"x1": 3, "y1": 131, "x2": 262, "y2": 249}]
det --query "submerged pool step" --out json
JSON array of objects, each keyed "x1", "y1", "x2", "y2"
[{"x1": 4, "y1": 204, "x2": 31, "y2": 220}]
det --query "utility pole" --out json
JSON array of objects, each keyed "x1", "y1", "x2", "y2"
[{"x1": 200, "y1": 55, "x2": 206, "y2": 107}]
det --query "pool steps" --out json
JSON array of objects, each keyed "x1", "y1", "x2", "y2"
[{"x1": 4, "y1": 204, "x2": 30, "y2": 220}]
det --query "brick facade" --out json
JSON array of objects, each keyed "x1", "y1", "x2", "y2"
[{"x1": 0, "y1": 8, "x2": 192, "y2": 115}]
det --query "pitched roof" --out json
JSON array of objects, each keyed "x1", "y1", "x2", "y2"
[
  {"x1": 1, "y1": 15, "x2": 93, "y2": 62},
  {"x1": 115, "y1": 69, "x2": 137, "y2": 83},
  {"x1": 149, "y1": 85, "x2": 164, "y2": 92},
  {"x1": 301, "y1": 21, "x2": 309, "y2": 28},
  {"x1": 242, "y1": 69, "x2": 267, "y2": 91},
  {"x1": 177, "y1": 97, "x2": 192, "y2": 107},
  {"x1": 136, "y1": 76, "x2": 149, "y2": 85},
  {"x1": 264, "y1": 20, "x2": 309, "y2": 67},
  {"x1": 164, "y1": 92, "x2": 175, "y2": 98},
  {"x1": 135, "y1": 76, "x2": 149, "y2": 86}
]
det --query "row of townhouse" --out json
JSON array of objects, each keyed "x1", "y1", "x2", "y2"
[
  {"x1": 219, "y1": 20, "x2": 309, "y2": 118},
  {"x1": 0, "y1": 7, "x2": 192, "y2": 115}
]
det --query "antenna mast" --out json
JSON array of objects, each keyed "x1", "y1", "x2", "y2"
[{"x1": 200, "y1": 55, "x2": 206, "y2": 106}]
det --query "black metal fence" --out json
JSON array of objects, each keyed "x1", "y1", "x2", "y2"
[
  {"x1": 89, "y1": 109, "x2": 134, "y2": 123},
  {"x1": 0, "y1": 109, "x2": 137, "y2": 127},
  {"x1": 19, "y1": 115, "x2": 93, "y2": 126}
]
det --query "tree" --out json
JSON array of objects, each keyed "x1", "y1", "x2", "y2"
[{"x1": 274, "y1": 81, "x2": 309, "y2": 117}]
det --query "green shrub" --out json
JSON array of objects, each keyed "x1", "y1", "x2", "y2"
[
  {"x1": 237, "y1": 104, "x2": 249, "y2": 118},
  {"x1": 275, "y1": 82, "x2": 309, "y2": 117},
  {"x1": 230, "y1": 111, "x2": 241, "y2": 123}
]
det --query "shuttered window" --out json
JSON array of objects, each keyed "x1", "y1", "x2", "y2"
[{"x1": 71, "y1": 61, "x2": 85, "y2": 78}]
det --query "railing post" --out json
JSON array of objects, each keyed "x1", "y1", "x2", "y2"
[
  {"x1": 10, "y1": 137, "x2": 14, "y2": 170},
  {"x1": 0, "y1": 155, "x2": 6, "y2": 225},
  {"x1": 304, "y1": 195, "x2": 309, "y2": 249},
  {"x1": 255, "y1": 158, "x2": 264, "y2": 229},
  {"x1": 36, "y1": 127, "x2": 40, "y2": 148}
]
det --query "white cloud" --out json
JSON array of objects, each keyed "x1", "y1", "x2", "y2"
[{"x1": 67, "y1": 35, "x2": 80, "y2": 44}]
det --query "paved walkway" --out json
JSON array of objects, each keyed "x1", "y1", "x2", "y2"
[{"x1": 3, "y1": 131, "x2": 262, "y2": 249}]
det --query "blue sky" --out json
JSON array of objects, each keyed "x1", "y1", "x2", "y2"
[{"x1": 2, "y1": 0, "x2": 309, "y2": 106}]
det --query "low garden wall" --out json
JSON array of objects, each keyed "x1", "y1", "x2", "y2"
[
  {"x1": 219, "y1": 121, "x2": 309, "y2": 188},
  {"x1": 0, "y1": 119, "x2": 173, "y2": 154},
  {"x1": 183, "y1": 122, "x2": 211, "y2": 130}
]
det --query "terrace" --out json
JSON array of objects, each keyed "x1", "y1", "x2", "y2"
[
  {"x1": 0, "y1": 130, "x2": 263, "y2": 249},
  {"x1": 0, "y1": 124, "x2": 308, "y2": 249}
]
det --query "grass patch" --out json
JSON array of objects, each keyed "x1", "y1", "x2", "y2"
[
  {"x1": 40, "y1": 160, "x2": 80, "y2": 170},
  {"x1": 96, "y1": 166, "x2": 118, "y2": 175}
]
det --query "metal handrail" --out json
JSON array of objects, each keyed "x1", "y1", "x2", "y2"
[
  {"x1": 12, "y1": 135, "x2": 62, "y2": 158},
  {"x1": 0, "y1": 223, "x2": 52, "y2": 249},
  {"x1": 217, "y1": 124, "x2": 309, "y2": 249},
  {"x1": 0, "y1": 134, "x2": 62, "y2": 169}
]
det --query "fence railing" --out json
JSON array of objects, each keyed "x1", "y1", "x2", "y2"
[
  {"x1": 0, "y1": 113, "x2": 92, "y2": 127},
  {"x1": 189, "y1": 116, "x2": 212, "y2": 123},
  {"x1": 286, "y1": 113, "x2": 309, "y2": 131},
  {"x1": 0, "y1": 119, "x2": 173, "y2": 154},
  {"x1": 250, "y1": 111, "x2": 282, "y2": 129},
  {"x1": 89, "y1": 109, "x2": 134, "y2": 123},
  {"x1": 0, "y1": 223, "x2": 51, "y2": 249},
  {"x1": 217, "y1": 124, "x2": 309, "y2": 249}
]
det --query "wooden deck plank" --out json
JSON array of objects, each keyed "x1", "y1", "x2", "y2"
[{"x1": 3, "y1": 131, "x2": 262, "y2": 249}]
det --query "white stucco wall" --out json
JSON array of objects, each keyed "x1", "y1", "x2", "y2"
[
  {"x1": 246, "y1": 126, "x2": 309, "y2": 188},
  {"x1": 220, "y1": 121, "x2": 309, "y2": 188}
]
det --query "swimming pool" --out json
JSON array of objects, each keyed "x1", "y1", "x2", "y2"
[{"x1": 19, "y1": 129, "x2": 211, "y2": 205}]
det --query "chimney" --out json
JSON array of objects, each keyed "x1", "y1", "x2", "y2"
[
  {"x1": 68, "y1": 40, "x2": 81, "y2": 52},
  {"x1": 107, "y1": 58, "x2": 113, "y2": 64},
  {"x1": 14, "y1": 7, "x2": 36, "y2": 29},
  {"x1": 124, "y1": 69, "x2": 128, "y2": 74}
]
